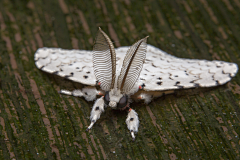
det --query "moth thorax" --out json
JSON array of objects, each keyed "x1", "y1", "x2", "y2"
[
  {"x1": 109, "y1": 101, "x2": 117, "y2": 108},
  {"x1": 108, "y1": 88, "x2": 123, "y2": 108}
]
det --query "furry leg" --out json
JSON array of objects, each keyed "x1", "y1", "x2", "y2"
[
  {"x1": 59, "y1": 89, "x2": 83, "y2": 96},
  {"x1": 59, "y1": 87, "x2": 104, "y2": 101},
  {"x1": 126, "y1": 108, "x2": 139, "y2": 140},
  {"x1": 86, "y1": 96, "x2": 105, "y2": 131},
  {"x1": 137, "y1": 93, "x2": 153, "y2": 104}
]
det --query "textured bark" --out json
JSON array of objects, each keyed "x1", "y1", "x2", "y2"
[{"x1": 0, "y1": 0, "x2": 240, "y2": 159}]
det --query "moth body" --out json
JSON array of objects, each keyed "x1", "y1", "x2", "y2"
[
  {"x1": 108, "y1": 88, "x2": 123, "y2": 108},
  {"x1": 35, "y1": 28, "x2": 238, "y2": 140}
]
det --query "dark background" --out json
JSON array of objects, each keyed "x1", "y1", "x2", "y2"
[{"x1": 0, "y1": 0, "x2": 239, "y2": 159}]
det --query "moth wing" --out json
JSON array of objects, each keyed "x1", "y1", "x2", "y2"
[
  {"x1": 117, "y1": 36, "x2": 148, "y2": 94},
  {"x1": 93, "y1": 28, "x2": 116, "y2": 91},
  {"x1": 34, "y1": 44, "x2": 238, "y2": 91},
  {"x1": 34, "y1": 48, "x2": 97, "y2": 85},
  {"x1": 139, "y1": 45, "x2": 238, "y2": 91},
  {"x1": 34, "y1": 47, "x2": 126, "y2": 86}
]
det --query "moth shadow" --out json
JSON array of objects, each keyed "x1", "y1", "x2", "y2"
[{"x1": 173, "y1": 85, "x2": 228, "y2": 98}]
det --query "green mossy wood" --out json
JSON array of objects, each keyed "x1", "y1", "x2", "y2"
[{"x1": 0, "y1": 0, "x2": 239, "y2": 159}]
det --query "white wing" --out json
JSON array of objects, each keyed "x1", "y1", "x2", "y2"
[
  {"x1": 34, "y1": 45, "x2": 238, "y2": 91},
  {"x1": 140, "y1": 45, "x2": 238, "y2": 91},
  {"x1": 34, "y1": 48, "x2": 96, "y2": 85}
]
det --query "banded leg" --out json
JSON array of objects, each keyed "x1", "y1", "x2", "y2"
[
  {"x1": 86, "y1": 96, "x2": 105, "y2": 131},
  {"x1": 59, "y1": 87, "x2": 104, "y2": 101},
  {"x1": 126, "y1": 108, "x2": 139, "y2": 140}
]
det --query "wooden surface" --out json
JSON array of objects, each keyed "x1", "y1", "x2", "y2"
[{"x1": 0, "y1": 0, "x2": 240, "y2": 159}]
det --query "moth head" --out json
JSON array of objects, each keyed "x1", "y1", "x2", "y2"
[
  {"x1": 104, "y1": 89, "x2": 128, "y2": 109},
  {"x1": 93, "y1": 28, "x2": 148, "y2": 109}
]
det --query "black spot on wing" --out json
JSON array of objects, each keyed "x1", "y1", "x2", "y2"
[
  {"x1": 174, "y1": 81, "x2": 183, "y2": 88},
  {"x1": 140, "y1": 83, "x2": 146, "y2": 89},
  {"x1": 83, "y1": 75, "x2": 88, "y2": 79},
  {"x1": 175, "y1": 81, "x2": 180, "y2": 85},
  {"x1": 177, "y1": 86, "x2": 183, "y2": 89},
  {"x1": 152, "y1": 63, "x2": 157, "y2": 67},
  {"x1": 53, "y1": 71, "x2": 59, "y2": 75},
  {"x1": 157, "y1": 82, "x2": 162, "y2": 85},
  {"x1": 194, "y1": 83, "x2": 200, "y2": 87},
  {"x1": 65, "y1": 72, "x2": 74, "y2": 78}
]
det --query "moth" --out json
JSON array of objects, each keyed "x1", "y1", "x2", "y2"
[{"x1": 35, "y1": 28, "x2": 238, "y2": 140}]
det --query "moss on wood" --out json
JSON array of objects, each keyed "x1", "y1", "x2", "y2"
[{"x1": 0, "y1": 0, "x2": 239, "y2": 159}]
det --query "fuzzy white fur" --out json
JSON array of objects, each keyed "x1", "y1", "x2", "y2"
[
  {"x1": 87, "y1": 96, "x2": 105, "y2": 130},
  {"x1": 90, "y1": 96, "x2": 105, "y2": 122},
  {"x1": 138, "y1": 93, "x2": 152, "y2": 104},
  {"x1": 82, "y1": 87, "x2": 98, "y2": 101},
  {"x1": 72, "y1": 90, "x2": 83, "y2": 97},
  {"x1": 126, "y1": 109, "x2": 139, "y2": 139},
  {"x1": 109, "y1": 89, "x2": 123, "y2": 103},
  {"x1": 60, "y1": 87, "x2": 99, "y2": 101}
]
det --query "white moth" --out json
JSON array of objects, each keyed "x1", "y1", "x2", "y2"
[{"x1": 34, "y1": 28, "x2": 238, "y2": 140}]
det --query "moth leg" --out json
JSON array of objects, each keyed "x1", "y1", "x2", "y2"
[
  {"x1": 59, "y1": 89, "x2": 75, "y2": 95},
  {"x1": 137, "y1": 93, "x2": 153, "y2": 104},
  {"x1": 126, "y1": 107, "x2": 139, "y2": 141},
  {"x1": 86, "y1": 96, "x2": 105, "y2": 131},
  {"x1": 59, "y1": 89, "x2": 83, "y2": 96},
  {"x1": 59, "y1": 87, "x2": 104, "y2": 101}
]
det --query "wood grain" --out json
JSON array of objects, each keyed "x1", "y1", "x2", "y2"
[{"x1": 0, "y1": 0, "x2": 239, "y2": 159}]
